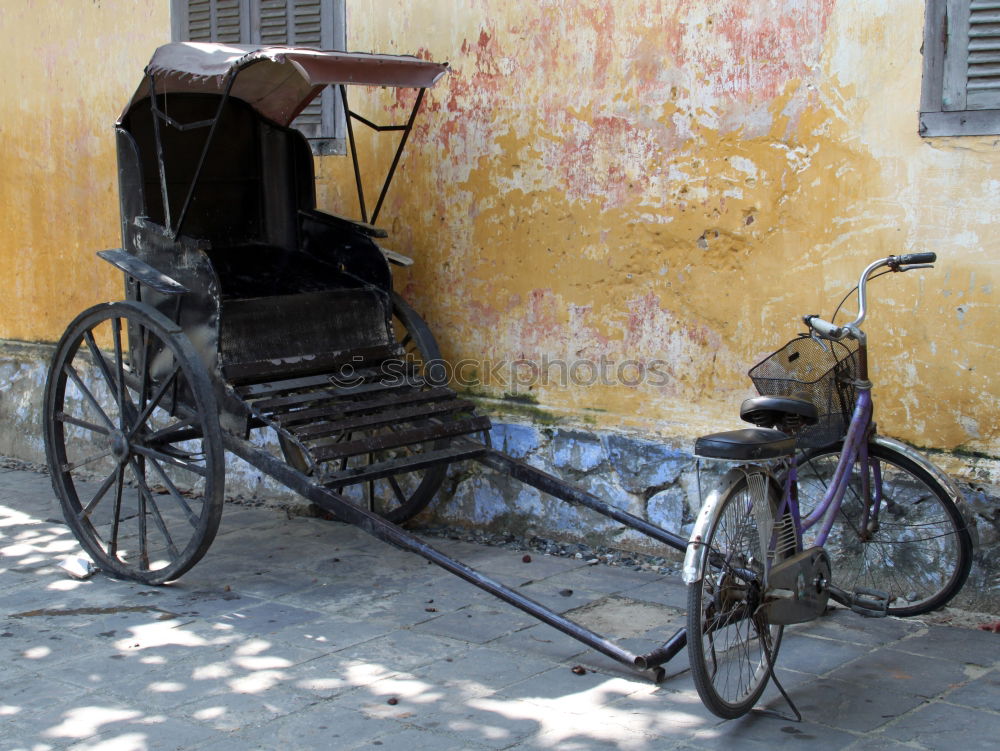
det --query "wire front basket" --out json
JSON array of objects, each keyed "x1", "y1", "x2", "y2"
[{"x1": 748, "y1": 336, "x2": 860, "y2": 449}]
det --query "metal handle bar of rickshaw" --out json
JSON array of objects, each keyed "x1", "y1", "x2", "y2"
[{"x1": 803, "y1": 252, "x2": 937, "y2": 340}]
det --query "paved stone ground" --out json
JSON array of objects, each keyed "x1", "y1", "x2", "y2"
[{"x1": 2, "y1": 464, "x2": 998, "y2": 751}]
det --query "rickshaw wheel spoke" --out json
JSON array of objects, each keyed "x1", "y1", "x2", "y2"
[
  {"x1": 44, "y1": 301, "x2": 225, "y2": 585},
  {"x1": 78, "y1": 464, "x2": 123, "y2": 521}
]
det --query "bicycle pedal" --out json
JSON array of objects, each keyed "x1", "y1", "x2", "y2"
[{"x1": 849, "y1": 587, "x2": 891, "y2": 617}]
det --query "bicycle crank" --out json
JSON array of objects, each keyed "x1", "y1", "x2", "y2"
[{"x1": 762, "y1": 547, "x2": 832, "y2": 625}]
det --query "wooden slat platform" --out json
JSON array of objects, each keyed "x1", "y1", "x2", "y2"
[{"x1": 230, "y1": 350, "x2": 489, "y2": 488}]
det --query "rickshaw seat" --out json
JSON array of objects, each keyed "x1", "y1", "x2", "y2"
[
  {"x1": 120, "y1": 93, "x2": 389, "y2": 293},
  {"x1": 117, "y1": 92, "x2": 396, "y2": 383}
]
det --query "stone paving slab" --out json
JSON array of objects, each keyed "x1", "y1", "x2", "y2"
[
  {"x1": 881, "y1": 701, "x2": 999, "y2": 750},
  {"x1": 2, "y1": 464, "x2": 1000, "y2": 750},
  {"x1": 944, "y1": 667, "x2": 1000, "y2": 712}
]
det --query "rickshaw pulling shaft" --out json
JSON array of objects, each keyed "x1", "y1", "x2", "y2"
[{"x1": 223, "y1": 431, "x2": 689, "y2": 679}]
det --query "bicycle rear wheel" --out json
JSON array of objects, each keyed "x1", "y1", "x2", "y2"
[
  {"x1": 797, "y1": 441, "x2": 972, "y2": 616},
  {"x1": 687, "y1": 472, "x2": 785, "y2": 719}
]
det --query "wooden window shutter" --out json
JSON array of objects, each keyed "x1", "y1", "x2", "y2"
[
  {"x1": 177, "y1": 0, "x2": 249, "y2": 44},
  {"x1": 964, "y1": 1, "x2": 1000, "y2": 109},
  {"x1": 252, "y1": 0, "x2": 333, "y2": 140},
  {"x1": 173, "y1": 0, "x2": 344, "y2": 151},
  {"x1": 921, "y1": 0, "x2": 1000, "y2": 136}
]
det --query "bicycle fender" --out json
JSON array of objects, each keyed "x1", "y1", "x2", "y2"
[
  {"x1": 682, "y1": 467, "x2": 750, "y2": 585},
  {"x1": 872, "y1": 435, "x2": 966, "y2": 510}
]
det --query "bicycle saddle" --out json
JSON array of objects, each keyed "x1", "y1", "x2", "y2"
[{"x1": 694, "y1": 428, "x2": 795, "y2": 460}]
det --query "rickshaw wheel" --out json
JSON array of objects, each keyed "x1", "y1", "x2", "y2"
[
  {"x1": 280, "y1": 292, "x2": 447, "y2": 523},
  {"x1": 44, "y1": 301, "x2": 225, "y2": 585}
]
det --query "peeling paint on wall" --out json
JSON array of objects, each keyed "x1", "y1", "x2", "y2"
[{"x1": 326, "y1": 0, "x2": 999, "y2": 461}]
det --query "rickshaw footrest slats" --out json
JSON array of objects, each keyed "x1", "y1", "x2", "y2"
[
  {"x1": 225, "y1": 344, "x2": 398, "y2": 387},
  {"x1": 322, "y1": 444, "x2": 487, "y2": 487},
  {"x1": 291, "y1": 399, "x2": 478, "y2": 438},
  {"x1": 312, "y1": 416, "x2": 492, "y2": 462},
  {"x1": 251, "y1": 384, "x2": 453, "y2": 413}
]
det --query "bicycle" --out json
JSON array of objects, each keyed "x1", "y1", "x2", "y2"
[{"x1": 682, "y1": 253, "x2": 973, "y2": 719}]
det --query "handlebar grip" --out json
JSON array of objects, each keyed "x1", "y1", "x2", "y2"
[
  {"x1": 898, "y1": 252, "x2": 936, "y2": 265},
  {"x1": 804, "y1": 315, "x2": 843, "y2": 339}
]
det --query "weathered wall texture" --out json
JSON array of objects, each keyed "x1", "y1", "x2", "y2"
[
  {"x1": 318, "y1": 0, "x2": 999, "y2": 467},
  {"x1": 0, "y1": 2, "x2": 998, "y2": 602},
  {"x1": 0, "y1": 0, "x2": 169, "y2": 341}
]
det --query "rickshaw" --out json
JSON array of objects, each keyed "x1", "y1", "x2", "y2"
[
  {"x1": 43, "y1": 42, "x2": 691, "y2": 683},
  {"x1": 43, "y1": 43, "x2": 971, "y2": 719}
]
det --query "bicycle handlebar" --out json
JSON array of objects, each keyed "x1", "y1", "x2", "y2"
[
  {"x1": 803, "y1": 253, "x2": 937, "y2": 340},
  {"x1": 898, "y1": 252, "x2": 937, "y2": 265}
]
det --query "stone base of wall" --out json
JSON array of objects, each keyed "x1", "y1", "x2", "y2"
[
  {"x1": 423, "y1": 423, "x2": 701, "y2": 555},
  {"x1": 3, "y1": 340, "x2": 998, "y2": 613}
]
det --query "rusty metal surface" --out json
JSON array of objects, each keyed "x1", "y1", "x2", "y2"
[
  {"x1": 321, "y1": 444, "x2": 487, "y2": 487},
  {"x1": 293, "y1": 399, "x2": 478, "y2": 439},
  {"x1": 311, "y1": 417, "x2": 491, "y2": 462},
  {"x1": 96, "y1": 249, "x2": 188, "y2": 296}
]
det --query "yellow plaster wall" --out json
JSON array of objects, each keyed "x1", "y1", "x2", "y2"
[
  {"x1": 329, "y1": 0, "x2": 999, "y2": 457},
  {"x1": 1, "y1": 0, "x2": 996, "y2": 460},
  {"x1": 0, "y1": 0, "x2": 170, "y2": 342}
]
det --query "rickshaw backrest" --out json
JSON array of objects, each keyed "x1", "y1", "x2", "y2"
[
  {"x1": 118, "y1": 93, "x2": 315, "y2": 252},
  {"x1": 114, "y1": 90, "x2": 396, "y2": 400}
]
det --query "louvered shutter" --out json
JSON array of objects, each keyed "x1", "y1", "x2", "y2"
[
  {"x1": 940, "y1": 1, "x2": 1000, "y2": 111},
  {"x1": 176, "y1": 0, "x2": 249, "y2": 44},
  {"x1": 921, "y1": 1, "x2": 1000, "y2": 136},
  {"x1": 171, "y1": 0, "x2": 344, "y2": 150},
  {"x1": 252, "y1": 0, "x2": 332, "y2": 140},
  {"x1": 966, "y1": 2, "x2": 1000, "y2": 108}
]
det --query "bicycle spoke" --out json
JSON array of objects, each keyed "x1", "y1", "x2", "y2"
[
  {"x1": 387, "y1": 474, "x2": 407, "y2": 506},
  {"x1": 144, "y1": 416, "x2": 200, "y2": 444},
  {"x1": 133, "y1": 460, "x2": 150, "y2": 569},
  {"x1": 797, "y1": 443, "x2": 971, "y2": 614},
  {"x1": 112, "y1": 315, "x2": 130, "y2": 421},
  {"x1": 143, "y1": 490, "x2": 181, "y2": 561},
  {"x1": 140, "y1": 325, "x2": 153, "y2": 414},
  {"x1": 688, "y1": 472, "x2": 780, "y2": 717},
  {"x1": 367, "y1": 451, "x2": 375, "y2": 512},
  {"x1": 128, "y1": 457, "x2": 181, "y2": 563}
]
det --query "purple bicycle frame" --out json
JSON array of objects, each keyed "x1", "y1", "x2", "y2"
[{"x1": 781, "y1": 388, "x2": 876, "y2": 547}]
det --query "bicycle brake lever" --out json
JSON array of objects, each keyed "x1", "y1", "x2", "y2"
[
  {"x1": 803, "y1": 316, "x2": 830, "y2": 351},
  {"x1": 809, "y1": 330, "x2": 829, "y2": 352}
]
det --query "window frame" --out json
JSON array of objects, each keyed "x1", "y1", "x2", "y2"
[
  {"x1": 921, "y1": 0, "x2": 1000, "y2": 137},
  {"x1": 170, "y1": 0, "x2": 346, "y2": 154}
]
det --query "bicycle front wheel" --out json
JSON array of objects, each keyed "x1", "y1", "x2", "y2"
[
  {"x1": 687, "y1": 473, "x2": 785, "y2": 719},
  {"x1": 797, "y1": 441, "x2": 972, "y2": 616}
]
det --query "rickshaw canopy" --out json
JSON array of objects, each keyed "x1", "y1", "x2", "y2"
[{"x1": 123, "y1": 42, "x2": 449, "y2": 127}]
